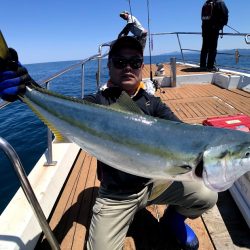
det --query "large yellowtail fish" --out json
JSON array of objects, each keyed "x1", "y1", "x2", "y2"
[{"x1": 1, "y1": 31, "x2": 250, "y2": 192}]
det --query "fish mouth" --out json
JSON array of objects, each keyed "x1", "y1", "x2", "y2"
[
  {"x1": 193, "y1": 154, "x2": 229, "y2": 192},
  {"x1": 202, "y1": 168, "x2": 234, "y2": 192},
  {"x1": 201, "y1": 157, "x2": 235, "y2": 192},
  {"x1": 200, "y1": 142, "x2": 250, "y2": 192}
]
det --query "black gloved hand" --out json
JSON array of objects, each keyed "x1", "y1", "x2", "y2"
[{"x1": 0, "y1": 48, "x2": 33, "y2": 102}]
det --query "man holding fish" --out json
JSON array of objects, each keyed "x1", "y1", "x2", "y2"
[{"x1": 0, "y1": 35, "x2": 220, "y2": 250}]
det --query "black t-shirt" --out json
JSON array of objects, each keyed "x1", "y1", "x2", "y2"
[{"x1": 84, "y1": 87, "x2": 181, "y2": 192}]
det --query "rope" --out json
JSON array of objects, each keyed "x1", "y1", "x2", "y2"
[
  {"x1": 225, "y1": 25, "x2": 250, "y2": 45},
  {"x1": 226, "y1": 24, "x2": 241, "y2": 34}
]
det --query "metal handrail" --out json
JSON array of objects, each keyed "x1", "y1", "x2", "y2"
[
  {"x1": 0, "y1": 41, "x2": 114, "y2": 248},
  {"x1": 151, "y1": 31, "x2": 250, "y2": 65},
  {"x1": 1, "y1": 31, "x2": 249, "y2": 164},
  {"x1": 41, "y1": 52, "x2": 107, "y2": 164},
  {"x1": 40, "y1": 53, "x2": 101, "y2": 85},
  {"x1": 1, "y1": 32, "x2": 250, "y2": 163},
  {"x1": 245, "y1": 34, "x2": 250, "y2": 44},
  {"x1": 0, "y1": 43, "x2": 110, "y2": 165},
  {"x1": 0, "y1": 33, "x2": 249, "y2": 246},
  {"x1": 151, "y1": 31, "x2": 250, "y2": 36},
  {"x1": 0, "y1": 137, "x2": 60, "y2": 250},
  {"x1": 97, "y1": 41, "x2": 113, "y2": 88}
]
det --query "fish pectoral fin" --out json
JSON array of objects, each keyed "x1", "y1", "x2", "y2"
[
  {"x1": 167, "y1": 165, "x2": 193, "y2": 175},
  {"x1": 109, "y1": 91, "x2": 144, "y2": 114}
]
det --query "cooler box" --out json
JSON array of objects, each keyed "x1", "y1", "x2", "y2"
[
  {"x1": 203, "y1": 114, "x2": 250, "y2": 228},
  {"x1": 202, "y1": 114, "x2": 250, "y2": 132}
]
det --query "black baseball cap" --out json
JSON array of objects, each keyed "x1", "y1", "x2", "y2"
[{"x1": 108, "y1": 36, "x2": 143, "y2": 59}]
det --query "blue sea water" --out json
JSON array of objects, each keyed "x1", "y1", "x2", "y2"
[
  {"x1": 0, "y1": 52, "x2": 250, "y2": 214},
  {"x1": 0, "y1": 59, "x2": 109, "y2": 213}
]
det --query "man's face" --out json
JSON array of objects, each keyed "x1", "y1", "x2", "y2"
[
  {"x1": 108, "y1": 48, "x2": 144, "y2": 95},
  {"x1": 121, "y1": 14, "x2": 128, "y2": 20}
]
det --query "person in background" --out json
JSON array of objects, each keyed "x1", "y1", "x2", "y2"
[
  {"x1": 118, "y1": 11, "x2": 148, "y2": 50},
  {"x1": 200, "y1": 0, "x2": 229, "y2": 71},
  {"x1": 0, "y1": 36, "x2": 218, "y2": 250}
]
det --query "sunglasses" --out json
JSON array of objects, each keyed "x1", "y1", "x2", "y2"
[{"x1": 111, "y1": 56, "x2": 143, "y2": 69}]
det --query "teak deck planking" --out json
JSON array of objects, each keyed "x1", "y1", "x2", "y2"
[
  {"x1": 155, "y1": 84, "x2": 250, "y2": 124},
  {"x1": 36, "y1": 64, "x2": 250, "y2": 249}
]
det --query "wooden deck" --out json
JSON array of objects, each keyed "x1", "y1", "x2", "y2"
[
  {"x1": 36, "y1": 65, "x2": 250, "y2": 249},
  {"x1": 155, "y1": 84, "x2": 250, "y2": 124}
]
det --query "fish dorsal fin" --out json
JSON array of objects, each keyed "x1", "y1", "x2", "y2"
[{"x1": 109, "y1": 91, "x2": 144, "y2": 114}]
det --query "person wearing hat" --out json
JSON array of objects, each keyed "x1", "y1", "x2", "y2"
[
  {"x1": 86, "y1": 37, "x2": 217, "y2": 250},
  {"x1": 0, "y1": 36, "x2": 217, "y2": 250},
  {"x1": 118, "y1": 11, "x2": 148, "y2": 50}
]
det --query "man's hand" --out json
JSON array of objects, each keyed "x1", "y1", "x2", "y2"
[
  {"x1": 118, "y1": 32, "x2": 125, "y2": 39},
  {"x1": 0, "y1": 65, "x2": 30, "y2": 102},
  {"x1": 0, "y1": 48, "x2": 31, "y2": 102}
]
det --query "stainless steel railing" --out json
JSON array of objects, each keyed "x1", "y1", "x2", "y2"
[
  {"x1": 1, "y1": 31, "x2": 250, "y2": 166},
  {"x1": 0, "y1": 41, "x2": 111, "y2": 165},
  {"x1": 151, "y1": 31, "x2": 250, "y2": 72},
  {"x1": 0, "y1": 137, "x2": 61, "y2": 249},
  {"x1": 245, "y1": 34, "x2": 250, "y2": 44},
  {"x1": 41, "y1": 53, "x2": 103, "y2": 165},
  {"x1": 0, "y1": 40, "x2": 112, "y2": 248},
  {"x1": 0, "y1": 32, "x2": 250, "y2": 246},
  {"x1": 1, "y1": 32, "x2": 250, "y2": 164}
]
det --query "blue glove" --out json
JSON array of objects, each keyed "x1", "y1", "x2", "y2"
[
  {"x1": 0, "y1": 48, "x2": 32, "y2": 102},
  {"x1": 0, "y1": 66, "x2": 30, "y2": 102}
]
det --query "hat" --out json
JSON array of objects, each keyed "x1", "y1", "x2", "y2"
[
  {"x1": 120, "y1": 10, "x2": 129, "y2": 16},
  {"x1": 108, "y1": 36, "x2": 143, "y2": 59}
]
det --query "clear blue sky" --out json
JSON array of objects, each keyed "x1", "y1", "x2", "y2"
[{"x1": 1, "y1": 0, "x2": 249, "y2": 64}]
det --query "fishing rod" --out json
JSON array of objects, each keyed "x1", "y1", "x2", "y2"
[
  {"x1": 127, "y1": 0, "x2": 134, "y2": 19},
  {"x1": 146, "y1": 0, "x2": 153, "y2": 81},
  {"x1": 126, "y1": 0, "x2": 153, "y2": 81}
]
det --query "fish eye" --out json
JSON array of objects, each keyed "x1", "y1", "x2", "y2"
[
  {"x1": 218, "y1": 150, "x2": 229, "y2": 159},
  {"x1": 245, "y1": 151, "x2": 250, "y2": 158},
  {"x1": 182, "y1": 165, "x2": 192, "y2": 170}
]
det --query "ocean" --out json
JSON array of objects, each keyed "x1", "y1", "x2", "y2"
[{"x1": 0, "y1": 52, "x2": 250, "y2": 213}]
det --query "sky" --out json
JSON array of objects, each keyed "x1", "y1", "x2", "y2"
[{"x1": 1, "y1": 0, "x2": 250, "y2": 64}]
